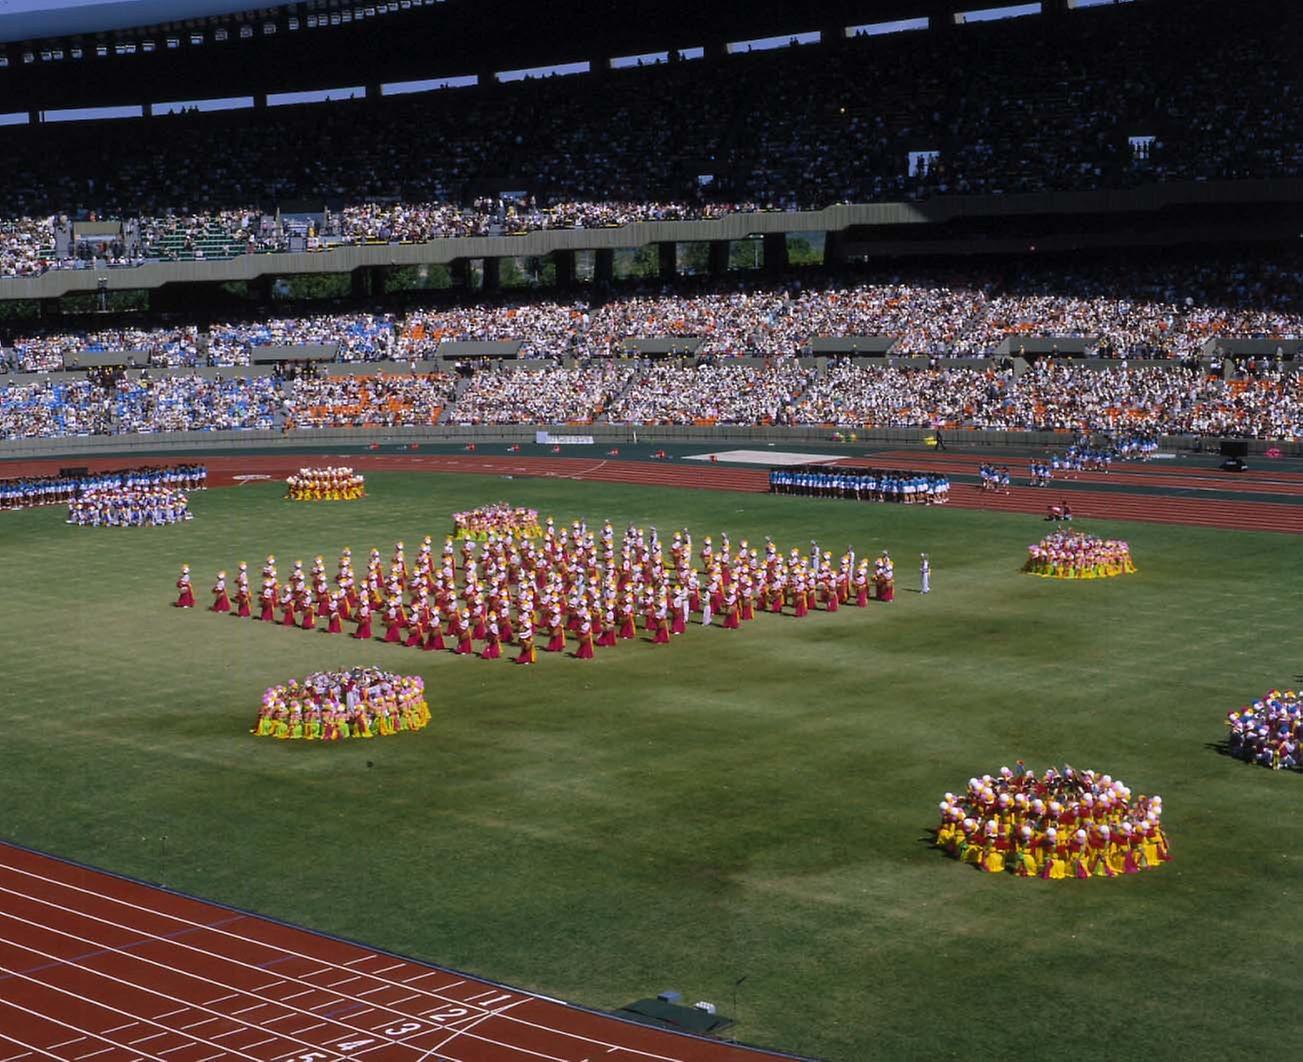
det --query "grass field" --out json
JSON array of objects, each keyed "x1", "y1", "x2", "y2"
[{"x1": 2, "y1": 471, "x2": 1301, "y2": 1061}]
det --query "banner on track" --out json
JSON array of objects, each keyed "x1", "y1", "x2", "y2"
[{"x1": 535, "y1": 432, "x2": 595, "y2": 445}]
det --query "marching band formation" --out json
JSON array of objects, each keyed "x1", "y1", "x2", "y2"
[
  {"x1": 1023, "y1": 530, "x2": 1136, "y2": 579},
  {"x1": 935, "y1": 765, "x2": 1172, "y2": 879},
  {"x1": 769, "y1": 466, "x2": 950, "y2": 504},
  {"x1": 2, "y1": 464, "x2": 206, "y2": 511},
  {"x1": 250, "y1": 668, "x2": 430, "y2": 740},
  {"x1": 452, "y1": 503, "x2": 543, "y2": 541},
  {"x1": 285, "y1": 466, "x2": 365, "y2": 501},
  {"x1": 67, "y1": 486, "x2": 193, "y2": 527},
  {"x1": 1226, "y1": 689, "x2": 1301, "y2": 771},
  {"x1": 180, "y1": 516, "x2": 899, "y2": 665}
]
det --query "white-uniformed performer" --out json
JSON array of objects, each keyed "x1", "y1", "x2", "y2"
[{"x1": 920, "y1": 553, "x2": 931, "y2": 594}]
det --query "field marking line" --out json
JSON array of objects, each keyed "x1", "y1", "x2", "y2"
[
  {"x1": 75, "y1": 1050, "x2": 116, "y2": 1061},
  {"x1": 153, "y1": 1008, "x2": 189, "y2": 1020},
  {"x1": 0, "y1": 928, "x2": 319, "y2": 1061},
  {"x1": 0, "y1": 858, "x2": 723, "y2": 1062},
  {"x1": 45, "y1": 1038, "x2": 85, "y2": 1050},
  {"x1": 128, "y1": 1032, "x2": 170, "y2": 1046},
  {"x1": 0, "y1": 883, "x2": 477, "y2": 1044},
  {"x1": 368, "y1": 962, "x2": 407, "y2": 975},
  {"x1": 279, "y1": 989, "x2": 316, "y2": 1001},
  {"x1": 411, "y1": 1003, "x2": 570, "y2": 1062},
  {"x1": 0, "y1": 861, "x2": 494, "y2": 1017},
  {"x1": 0, "y1": 996, "x2": 169, "y2": 1061},
  {"x1": 566, "y1": 460, "x2": 609, "y2": 480},
  {"x1": 180, "y1": 1018, "x2": 219, "y2": 1031},
  {"x1": 0, "y1": 1033, "x2": 63, "y2": 1062}
]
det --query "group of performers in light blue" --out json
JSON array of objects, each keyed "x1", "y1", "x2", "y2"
[{"x1": 769, "y1": 467, "x2": 950, "y2": 504}]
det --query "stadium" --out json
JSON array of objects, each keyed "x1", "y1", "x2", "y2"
[{"x1": 1, "y1": 0, "x2": 1301, "y2": 1058}]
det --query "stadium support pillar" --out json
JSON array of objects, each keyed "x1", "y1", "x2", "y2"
[
  {"x1": 40, "y1": 297, "x2": 59, "y2": 320},
  {"x1": 451, "y1": 258, "x2": 471, "y2": 290},
  {"x1": 658, "y1": 241, "x2": 677, "y2": 282},
  {"x1": 763, "y1": 233, "x2": 788, "y2": 275},
  {"x1": 928, "y1": 3, "x2": 954, "y2": 33},
  {"x1": 482, "y1": 256, "x2": 501, "y2": 293},
  {"x1": 594, "y1": 248, "x2": 615, "y2": 287},
  {"x1": 254, "y1": 92, "x2": 268, "y2": 110},
  {"x1": 708, "y1": 240, "x2": 730, "y2": 276},
  {"x1": 370, "y1": 267, "x2": 387, "y2": 297},
  {"x1": 824, "y1": 230, "x2": 848, "y2": 268},
  {"x1": 1044, "y1": 0, "x2": 1070, "y2": 17},
  {"x1": 350, "y1": 268, "x2": 368, "y2": 299},
  {"x1": 553, "y1": 249, "x2": 576, "y2": 289},
  {"x1": 250, "y1": 274, "x2": 274, "y2": 303}
]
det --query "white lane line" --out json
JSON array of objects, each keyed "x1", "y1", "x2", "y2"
[
  {"x1": 1, "y1": 859, "x2": 681, "y2": 1061},
  {"x1": 180, "y1": 1017, "x2": 219, "y2": 1031},
  {"x1": 369, "y1": 962, "x2": 406, "y2": 975},
  {"x1": 128, "y1": 1032, "x2": 170, "y2": 1046},
  {"x1": 154, "y1": 1008, "x2": 189, "y2": 1020},
  {"x1": 75, "y1": 1050, "x2": 116, "y2": 1061},
  {"x1": 231, "y1": 1002, "x2": 268, "y2": 1015},
  {"x1": 279, "y1": 989, "x2": 316, "y2": 1001},
  {"x1": 323, "y1": 976, "x2": 361, "y2": 988},
  {"x1": 0, "y1": 904, "x2": 430, "y2": 1051},
  {"x1": 0, "y1": 997, "x2": 169, "y2": 1062}
]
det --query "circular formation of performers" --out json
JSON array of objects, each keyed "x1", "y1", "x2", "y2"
[
  {"x1": 769, "y1": 466, "x2": 950, "y2": 505},
  {"x1": 1023, "y1": 530, "x2": 1136, "y2": 579},
  {"x1": 934, "y1": 765, "x2": 1171, "y2": 879},
  {"x1": 3, "y1": 464, "x2": 206, "y2": 511},
  {"x1": 250, "y1": 668, "x2": 430, "y2": 740},
  {"x1": 184, "y1": 520, "x2": 890, "y2": 664},
  {"x1": 452, "y1": 503, "x2": 542, "y2": 540},
  {"x1": 68, "y1": 487, "x2": 193, "y2": 527},
  {"x1": 286, "y1": 467, "x2": 365, "y2": 502},
  {"x1": 1225, "y1": 688, "x2": 1300, "y2": 771}
]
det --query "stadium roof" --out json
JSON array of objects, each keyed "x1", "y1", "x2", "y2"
[{"x1": 0, "y1": 1, "x2": 269, "y2": 44}]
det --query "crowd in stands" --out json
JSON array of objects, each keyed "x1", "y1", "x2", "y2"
[
  {"x1": 286, "y1": 373, "x2": 456, "y2": 428},
  {"x1": 13, "y1": 255, "x2": 1297, "y2": 372},
  {"x1": 3, "y1": 355, "x2": 1300, "y2": 440},
  {"x1": 0, "y1": 0, "x2": 1297, "y2": 274},
  {"x1": 208, "y1": 314, "x2": 397, "y2": 364},
  {"x1": 449, "y1": 364, "x2": 629, "y2": 425},
  {"x1": 0, "y1": 217, "x2": 58, "y2": 277},
  {"x1": 607, "y1": 358, "x2": 814, "y2": 425}
]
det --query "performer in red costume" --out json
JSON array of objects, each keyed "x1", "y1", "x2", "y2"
[
  {"x1": 210, "y1": 571, "x2": 231, "y2": 613},
  {"x1": 175, "y1": 565, "x2": 196, "y2": 608}
]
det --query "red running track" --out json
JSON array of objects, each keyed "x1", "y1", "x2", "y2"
[
  {"x1": 0, "y1": 843, "x2": 796, "y2": 1062},
  {"x1": 3, "y1": 449, "x2": 1300, "y2": 533}
]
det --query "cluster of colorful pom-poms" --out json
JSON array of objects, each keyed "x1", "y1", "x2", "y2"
[
  {"x1": 1023, "y1": 530, "x2": 1136, "y2": 579},
  {"x1": 1226, "y1": 688, "x2": 1301, "y2": 771},
  {"x1": 250, "y1": 668, "x2": 429, "y2": 740},
  {"x1": 451, "y1": 502, "x2": 542, "y2": 541},
  {"x1": 67, "y1": 487, "x2": 193, "y2": 527},
  {"x1": 934, "y1": 765, "x2": 1171, "y2": 879},
  {"x1": 285, "y1": 467, "x2": 365, "y2": 502}
]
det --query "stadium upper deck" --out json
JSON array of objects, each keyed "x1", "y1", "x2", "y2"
[{"x1": 0, "y1": 0, "x2": 1298, "y2": 285}]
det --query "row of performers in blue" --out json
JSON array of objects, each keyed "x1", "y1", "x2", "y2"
[
  {"x1": 769, "y1": 467, "x2": 950, "y2": 504},
  {"x1": 177, "y1": 520, "x2": 901, "y2": 662},
  {"x1": 1, "y1": 464, "x2": 207, "y2": 511},
  {"x1": 67, "y1": 487, "x2": 193, "y2": 526}
]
